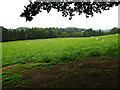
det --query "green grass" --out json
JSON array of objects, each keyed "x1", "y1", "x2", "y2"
[
  {"x1": 2, "y1": 72, "x2": 23, "y2": 85},
  {"x1": 2, "y1": 34, "x2": 119, "y2": 67},
  {"x1": 2, "y1": 72, "x2": 31, "y2": 88}
]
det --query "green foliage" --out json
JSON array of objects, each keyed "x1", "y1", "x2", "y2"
[
  {"x1": 2, "y1": 72, "x2": 32, "y2": 88},
  {"x1": 60, "y1": 51, "x2": 75, "y2": 61},
  {"x1": 2, "y1": 74, "x2": 23, "y2": 85},
  {"x1": 28, "y1": 62, "x2": 55, "y2": 68},
  {"x1": 104, "y1": 46, "x2": 119, "y2": 57},
  {"x1": 109, "y1": 27, "x2": 120, "y2": 34},
  {"x1": 3, "y1": 26, "x2": 119, "y2": 42},
  {"x1": 88, "y1": 48, "x2": 101, "y2": 56},
  {"x1": 42, "y1": 56, "x2": 52, "y2": 63},
  {"x1": 20, "y1": 2, "x2": 120, "y2": 21},
  {"x1": 2, "y1": 72, "x2": 12, "y2": 75},
  {"x1": 16, "y1": 64, "x2": 30, "y2": 68}
]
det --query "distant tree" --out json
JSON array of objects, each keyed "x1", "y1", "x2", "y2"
[
  {"x1": 84, "y1": 28, "x2": 95, "y2": 37},
  {"x1": 2, "y1": 27, "x2": 8, "y2": 42},
  {"x1": 95, "y1": 29, "x2": 106, "y2": 36},
  {"x1": 69, "y1": 32, "x2": 81, "y2": 37},
  {"x1": 109, "y1": 27, "x2": 120, "y2": 34},
  {"x1": 12, "y1": 30, "x2": 19, "y2": 40},
  {"x1": 61, "y1": 32, "x2": 68, "y2": 37},
  {"x1": 1, "y1": 26, "x2": 119, "y2": 42},
  {"x1": 20, "y1": 1, "x2": 120, "y2": 21},
  {"x1": 19, "y1": 29, "x2": 26, "y2": 40}
]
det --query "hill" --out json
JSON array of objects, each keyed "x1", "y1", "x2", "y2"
[
  {"x1": 2, "y1": 34, "x2": 120, "y2": 88},
  {"x1": 2, "y1": 34, "x2": 119, "y2": 67}
]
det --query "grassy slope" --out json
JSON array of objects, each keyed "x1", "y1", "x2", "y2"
[
  {"x1": 2, "y1": 34, "x2": 120, "y2": 88},
  {"x1": 2, "y1": 34, "x2": 119, "y2": 67}
]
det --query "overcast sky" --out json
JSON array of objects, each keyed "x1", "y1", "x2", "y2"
[{"x1": 0, "y1": 0, "x2": 118, "y2": 29}]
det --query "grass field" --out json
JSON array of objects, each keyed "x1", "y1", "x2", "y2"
[
  {"x1": 2, "y1": 34, "x2": 119, "y2": 67},
  {"x1": 2, "y1": 34, "x2": 120, "y2": 88}
]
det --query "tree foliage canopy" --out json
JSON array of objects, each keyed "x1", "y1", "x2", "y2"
[
  {"x1": 20, "y1": 1, "x2": 120, "y2": 21},
  {"x1": 2, "y1": 26, "x2": 120, "y2": 42}
]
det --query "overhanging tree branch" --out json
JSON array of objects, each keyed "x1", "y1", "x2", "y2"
[{"x1": 20, "y1": 0, "x2": 120, "y2": 21}]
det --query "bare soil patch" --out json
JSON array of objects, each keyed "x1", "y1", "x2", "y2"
[{"x1": 2, "y1": 57, "x2": 120, "y2": 88}]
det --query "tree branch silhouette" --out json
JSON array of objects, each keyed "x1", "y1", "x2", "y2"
[{"x1": 20, "y1": 1, "x2": 120, "y2": 21}]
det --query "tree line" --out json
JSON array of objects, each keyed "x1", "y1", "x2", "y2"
[{"x1": 1, "y1": 26, "x2": 120, "y2": 42}]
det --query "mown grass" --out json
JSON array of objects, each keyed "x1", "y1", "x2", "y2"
[{"x1": 2, "y1": 34, "x2": 119, "y2": 67}]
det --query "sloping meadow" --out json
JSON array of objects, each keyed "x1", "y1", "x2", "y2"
[{"x1": 2, "y1": 34, "x2": 119, "y2": 67}]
